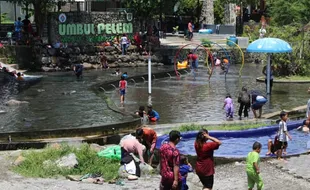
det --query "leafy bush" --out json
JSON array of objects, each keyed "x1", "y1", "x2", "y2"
[{"x1": 201, "y1": 38, "x2": 212, "y2": 47}]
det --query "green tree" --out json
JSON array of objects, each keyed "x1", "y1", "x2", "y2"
[
  {"x1": 6, "y1": 0, "x2": 64, "y2": 36},
  {"x1": 270, "y1": 0, "x2": 310, "y2": 26}
]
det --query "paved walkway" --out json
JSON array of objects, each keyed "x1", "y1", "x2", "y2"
[
  {"x1": 1, "y1": 150, "x2": 309, "y2": 190},
  {"x1": 160, "y1": 33, "x2": 232, "y2": 48}
]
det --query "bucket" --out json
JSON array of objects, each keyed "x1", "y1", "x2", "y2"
[{"x1": 227, "y1": 36, "x2": 238, "y2": 47}]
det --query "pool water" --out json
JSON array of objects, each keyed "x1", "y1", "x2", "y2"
[{"x1": 176, "y1": 129, "x2": 310, "y2": 158}]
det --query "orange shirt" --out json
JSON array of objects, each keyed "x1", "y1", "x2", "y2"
[{"x1": 143, "y1": 127, "x2": 157, "y2": 146}]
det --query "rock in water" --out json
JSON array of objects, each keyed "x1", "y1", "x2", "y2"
[
  {"x1": 0, "y1": 110, "x2": 6, "y2": 114},
  {"x1": 37, "y1": 89, "x2": 45, "y2": 92},
  {"x1": 62, "y1": 90, "x2": 76, "y2": 95},
  {"x1": 5, "y1": 100, "x2": 29, "y2": 106}
]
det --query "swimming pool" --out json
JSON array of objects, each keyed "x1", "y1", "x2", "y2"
[{"x1": 156, "y1": 120, "x2": 309, "y2": 158}]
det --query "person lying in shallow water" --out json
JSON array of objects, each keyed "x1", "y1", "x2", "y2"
[{"x1": 296, "y1": 120, "x2": 310, "y2": 133}]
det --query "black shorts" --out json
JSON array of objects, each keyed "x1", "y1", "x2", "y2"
[
  {"x1": 276, "y1": 141, "x2": 288, "y2": 150},
  {"x1": 198, "y1": 175, "x2": 214, "y2": 189}
]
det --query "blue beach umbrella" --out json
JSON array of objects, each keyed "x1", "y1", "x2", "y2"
[{"x1": 246, "y1": 38, "x2": 292, "y2": 94}]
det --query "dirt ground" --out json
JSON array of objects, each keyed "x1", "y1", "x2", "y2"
[{"x1": 0, "y1": 151, "x2": 309, "y2": 190}]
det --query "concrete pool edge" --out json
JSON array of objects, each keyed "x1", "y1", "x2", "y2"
[
  {"x1": 256, "y1": 76, "x2": 310, "y2": 83},
  {"x1": 156, "y1": 120, "x2": 307, "y2": 158}
]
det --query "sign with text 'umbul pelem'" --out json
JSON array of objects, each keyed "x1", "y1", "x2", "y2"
[{"x1": 51, "y1": 12, "x2": 134, "y2": 44}]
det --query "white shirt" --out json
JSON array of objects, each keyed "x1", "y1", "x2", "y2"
[
  {"x1": 306, "y1": 99, "x2": 310, "y2": 118},
  {"x1": 121, "y1": 36, "x2": 128, "y2": 45},
  {"x1": 278, "y1": 121, "x2": 288, "y2": 142}
]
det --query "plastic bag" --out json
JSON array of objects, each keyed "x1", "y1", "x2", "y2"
[{"x1": 97, "y1": 145, "x2": 121, "y2": 160}]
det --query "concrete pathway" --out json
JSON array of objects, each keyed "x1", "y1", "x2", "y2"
[
  {"x1": 160, "y1": 33, "x2": 231, "y2": 48},
  {"x1": 0, "y1": 150, "x2": 309, "y2": 190}
]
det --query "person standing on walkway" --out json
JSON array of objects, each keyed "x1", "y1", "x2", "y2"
[
  {"x1": 14, "y1": 17, "x2": 23, "y2": 43},
  {"x1": 195, "y1": 129, "x2": 222, "y2": 190},
  {"x1": 246, "y1": 142, "x2": 264, "y2": 190},
  {"x1": 238, "y1": 86, "x2": 250, "y2": 120},
  {"x1": 120, "y1": 34, "x2": 128, "y2": 55},
  {"x1": 187, "y1": 20, "x2": 193, "y2": 41},
  {"x1": 160, "y1": 130, "x2": 182, "y2": 190}
]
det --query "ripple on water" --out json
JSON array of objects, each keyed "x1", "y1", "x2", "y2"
[{"x1": 112, "y1": 64, "x2": 310, "y2": 124}]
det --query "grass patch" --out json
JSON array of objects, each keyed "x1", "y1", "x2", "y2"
[
  {"x1": 13, "y1": 144, "x2": 120, "y2": 180},
  {"x1": 173, "y1": 122, "x2": 272, "y2": 133}
]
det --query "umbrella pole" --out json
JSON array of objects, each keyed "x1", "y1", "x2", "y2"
[{"x1": 267, "y1": 53, "x2": 271, "y2": 95}]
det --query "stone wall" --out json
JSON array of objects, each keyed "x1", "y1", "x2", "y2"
[
  {"x1": 48, "y1": 11, "x2": 137, "y2": 45},
  {"x1": 39, "y1": 44, "x2": 164, "y2": 72}
]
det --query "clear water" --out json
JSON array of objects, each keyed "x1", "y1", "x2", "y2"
[
  {"x1": 0, "y1": 67, "x2": 170, "y2": 132},
  {"x1": 112, "y1": 64, "x2": 310, "y2": 124},
  {"x1": 176, "y1": 129, "x2": 310, "y2": 158}
]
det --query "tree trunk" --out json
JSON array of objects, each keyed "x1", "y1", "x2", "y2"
[
  {"x1": 33, "y1": 1, "x2": 45, "y2": 37},
  {"x1": 200, "y1": 0, "x2": 214, "y2": 25}
]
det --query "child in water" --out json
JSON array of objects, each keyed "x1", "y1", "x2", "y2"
[
  {"x1": 119, "y1": 75, "x2": 127, "y2": 104},
  {"x1": 179, "y1": 155, "x2": 193, "y2": 190},
  {"x1": 135, "y1": 106, "x2": 148, "y2": 123},
  {"x1": 223, "y1": 94, "x2": 234, "y2": 119},
  {"x1": 147, "y1": 105, "x2": 160, "y2": 122}
]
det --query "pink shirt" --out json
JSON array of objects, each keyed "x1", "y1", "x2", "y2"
[
  {"x1": 120, "y1": 138, "x2": 144, "y2": 163},
  {"x1": 188, "y1": 22, "x2": 193, "y2": 32}
]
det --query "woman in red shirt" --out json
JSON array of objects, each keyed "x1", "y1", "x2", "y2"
[{"x1": 195, "y1": 129, "x2": 222, "y2": 190}]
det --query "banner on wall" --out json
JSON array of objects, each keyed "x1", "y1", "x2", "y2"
[{"x1": 53, "y1": 12, "x2": 134, "y2": 43}]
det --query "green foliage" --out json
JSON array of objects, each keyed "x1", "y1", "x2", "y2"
[
  {"x1": 177, "y1": 0, "x2": 199, "y2": 15},
  {"x1": 266, "y1": 24, "x2": 310, "y2": 76},
  {"x1": 270, "y1": 0, "x2": 310, "y2": 26},
  {"x1": 123, "y1": 0, "x2": 161, "y2": 20},
  {"x1": 242, "y1": 20, "x2": 260, "y2": 43},
  {"x1": 7, "y1": 56, "x2": 16, "y2": 64},
  {"x1": 13, "y1": 144, "x2": 120, "y2": 180},
  {"x1": 214, "y1": 0, "x2": 224, "y2": 24},
  {"x1": 201, "y1": 38, "x2": 211, "y2": 47},
  {"x1": 1, "y1": 13, "x2": 13, "y2": 23}
]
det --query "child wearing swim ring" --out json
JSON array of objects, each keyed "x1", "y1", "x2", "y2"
[{"x1": 223, "y1": 94, "x2": 234, "y2": 119}]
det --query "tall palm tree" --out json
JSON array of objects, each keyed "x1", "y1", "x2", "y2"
[{"x1": 200, "y1": 0, "x2": 214, "y2": 25}]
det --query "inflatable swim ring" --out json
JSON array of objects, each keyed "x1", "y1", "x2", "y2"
[{"x1": 177, "y1": 60, "x2": 188, "y2": 69}]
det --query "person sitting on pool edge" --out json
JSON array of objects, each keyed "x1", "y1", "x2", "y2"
[
  {"x1": 147, "y1": 105, "x2": 160, "y2": 122},
  {"x1": 266, "y1": 137, "x2": 279, "y2": 156}
]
